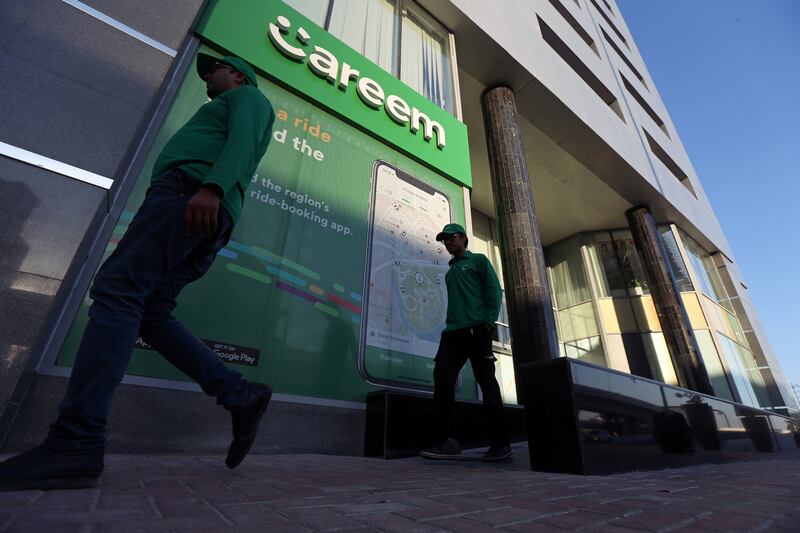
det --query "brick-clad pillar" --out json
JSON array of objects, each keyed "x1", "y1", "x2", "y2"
[
  {"x1": 626, "y1": 206, "x2": 714, "y2": 395},
  {"x1": 482, "y1": 87, "x2": 558, "y2": 369}
]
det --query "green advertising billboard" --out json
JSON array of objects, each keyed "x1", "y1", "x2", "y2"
[
  {"x1": 197, "y1": 0, "x2": 471, "y2": 188},
  {"x1": 57, "y1": 41, "x2": 479, "y2": 402}
]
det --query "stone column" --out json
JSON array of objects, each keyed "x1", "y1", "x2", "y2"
[
  {"x1": 482, "y1": 87, "x2": 558, "y2": 369},
  {"x1": 626, "y1": 206, "x2": 714, "y2": 395}
]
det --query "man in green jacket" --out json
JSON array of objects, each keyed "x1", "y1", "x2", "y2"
[
  {"x1": 0, "y1": 53, "x2": 275, "y2": 491},
  {"x1": 421, "y1": 223, "x2": 512, "y2": 461}
]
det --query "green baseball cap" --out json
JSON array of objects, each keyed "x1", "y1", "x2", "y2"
[
  {"x1": 436, "y1": 223, "x2": 466, "y2": 241},
  {"x1": 196, "y1": 53, "x2": 258, "y2": 87}
]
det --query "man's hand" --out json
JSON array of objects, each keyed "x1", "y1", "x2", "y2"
[
  {"x1": 184, "y1": 185, "x2": 222, "y2": 236},
  {"x1": 483, "y1": 323, "x2": 494, "y2": 333}
]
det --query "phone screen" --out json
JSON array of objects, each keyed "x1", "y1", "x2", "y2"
[{"x1": 358, "y1": 161, "x2": 453, "y2": 391}]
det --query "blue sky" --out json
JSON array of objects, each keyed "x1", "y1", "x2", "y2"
[{"x1": 616, "y1": 0, "x2": 800, "y2": 400}]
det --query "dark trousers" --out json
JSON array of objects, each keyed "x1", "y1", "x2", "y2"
[
  {"x1": 47, "y1": 170, "x2": 248, "y2": 451},
  {"x1": 432, "y1": 326, "x2": 509, "y2": 447}
]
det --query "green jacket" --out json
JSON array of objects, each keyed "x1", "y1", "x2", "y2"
[
  {"x1": 152, "y1": 85, "x2": 275, "y2": 223},
  {"x1": 444, "y1": 251, "x2": 502, "y2": 332}
]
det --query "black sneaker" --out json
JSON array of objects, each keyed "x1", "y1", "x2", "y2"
[
  {"x1": 0, "y1": 443, "x2": 104, "y2": 491},
  {"x1": 226, "y1": 382, "x2": 273, "y2": 469},
  {"x1": 482, "y1": 444, "x2": 513, "y2": 462},
  {"x1": 420, "y1": 438, "x2": 462, "y2": 460}
]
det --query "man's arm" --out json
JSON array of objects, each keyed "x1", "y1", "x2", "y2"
[
  {"x1": 184, "y1": 184, "x2": 224, "y2": 236},
  {"x1": 204, "y1": 86, "x2": 271, "y2": 195},
  {"x1": 482, "y1": 255, "x2": 503, "y2": 329},
  {"x1": 185, "y1": 87, "x2": 271, "y2": 235}
]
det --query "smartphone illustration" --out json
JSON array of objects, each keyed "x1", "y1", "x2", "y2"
[{"x1": 358, "y1": 160, "x2": 458, "y2": 392}]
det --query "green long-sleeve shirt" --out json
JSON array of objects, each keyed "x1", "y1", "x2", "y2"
[
  {"x1": 444, "y1": 251, "x2": 503, "y2": 332},
  {"x1": 152, "y1": 85, "x2": 275, "y2": 223}
]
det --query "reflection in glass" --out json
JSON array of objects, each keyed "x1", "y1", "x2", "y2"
[
  {"x1": 282, "y1": 0, "x2": 332, "y2": 26},
  {"x1": 694, "y1": 330, "x2": 734, "y2": 401},
  {"x1": 564, "y1": 335, "x2": 605, "y2": 365},
  {"x1": 493, "y1": 291, "x2": 512, "y2": 351},
  {"x1": 590, "y1": 233, "x2": 628, "y2": 297},
  {"x1": 718, "y1": 334, "x2": 760, "y2": 407},
  {"x1": 659, "y1": 226, "x2": 693, "y2": 291},
  {"x1": 611, "y1": 230, "x2": 649, "y2": 295},
  {"x1": 673, "y1": 392, "x2": 721, "y2": 451},
  {"x1": 641, "y1": 332, "x2": 679, "y2": 384},
  {"x1": 547, "y1": 236, "x2": 591, "y2": 307},
  {"x1": 547, "y1": 237, "x2": 606, "y2": 367},
  {"x1": 328, "y1": 0, "x2": 398, "y2": 75},
  {"x1": 400, "y1": 2, "x2": 455, "y2": 113},
  {"x1": 663, "y1": 387, "x2": 753, "y2": 452},
  {"x1": 681, "y1": 233, "x2": 731, "y2": 311}
]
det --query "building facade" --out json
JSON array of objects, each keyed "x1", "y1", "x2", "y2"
[{"x1": 0, "y1": 0, "x2": 796, "y2": 457}]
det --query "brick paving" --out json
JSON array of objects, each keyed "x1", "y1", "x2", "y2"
[{"x1": 1, "y1": 447, "x2": 799, "y2": 532}]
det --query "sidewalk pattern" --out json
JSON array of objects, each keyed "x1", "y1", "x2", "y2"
[{"x1": 1, "y1": 454, "x2": 799, "y2": 532}]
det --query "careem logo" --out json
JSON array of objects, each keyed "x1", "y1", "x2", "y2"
[{"x1": 268, "y1": 15, "x2": 447, "y2": 150}]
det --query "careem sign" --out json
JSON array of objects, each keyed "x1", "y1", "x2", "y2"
[
  {"x1": 268, "y1": 15, "x2": 446, "y2": 150},
  {"x1": 197, "y1": 0, "x2": 471, "y2": 187}
]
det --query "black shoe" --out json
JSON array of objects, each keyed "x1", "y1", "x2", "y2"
[
  {"x1": 482, "y1": 444, "x2": 513, "y2": 462},
  {"x1": 0, "y1": 443, "x2": 103, "y2": 491},
  {"x1": 420, "y1": 438, "x2": 462, "y2": 460},
  {"x1": 226, "y1": 382, "x2": 273, "y2": 469}
]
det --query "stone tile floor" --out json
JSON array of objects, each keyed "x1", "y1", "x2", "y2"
[{"x1": 1, "y1": 446, "x2": 799, "y2": 532}]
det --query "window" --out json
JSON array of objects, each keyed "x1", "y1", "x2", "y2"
[
  {"x1": 588, "y1": 0, "x2": 628, "y2": 48},
  {"x1": 586, "y1": 230, "x2": 654, "y2": 298},
  {"x1": 643, "y1": 129, "x2": 695, "y2": 196},
  {"x1": 621, "y1": 73, "x2": 669, "y2": 137},
  {"x1": 282, "y1": 0, "x2": 331, "y2": 26},
  {"x1": 695, "y1": 330, "x2": 735, "y2": 401},
  {"x1": 547, "y1": 237, "x2": 592, "y2": 308},
  {"x1": 601, "y1": 28, "x2": 645, "y2": 86},
  {"x1": 546, "y1": 0, "x2": 599, "y2": 56},
  {"x1": 537, "y1": 17, "x2": 625, "y2": 121},
  {"x1": 399, "y1": 2, "x2": 454, "y2": 112},
  {"x1": 546, "y1": 236, "x2": 607, "y2": 367},
  {"x1": 610, "y1": 230, "x2": 650, "y2": 295},
  {"x1": 471, "y1": 211, "x2": 511, "y2": 351},
  {"x1": 290, "y1": 0, "x2": 456, "y2": 114},
  {"x1": 588, "y1": 233, "x2": 625, "y2": 297},
  {"x1": 494, "y1": 291, "x2": 512, "y2": 351},
  {"x1": 659, "y1": 227, "x2": 693, "y2": 292},
  {"x1": 718, "y1": 334, "x2": 769, "y2": 408},
  {"x1": 329, "y1": 0, "x2": 397, "y2": 74},
  {"x1": 681, "y1": 233, "x2": 730, "y2": 307}
]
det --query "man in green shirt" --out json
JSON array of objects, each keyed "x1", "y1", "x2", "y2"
[
  {"x1": 421, "y1": 223, "x2": 512, "y2": 461},
  {"x1": 0, "y1": 53, "x2": 275, "y2": 491}
]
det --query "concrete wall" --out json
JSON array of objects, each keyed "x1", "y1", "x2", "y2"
[
  {"x1": 446, "y1": 0, "x2": 732, "y2": 257},
  {"x1": 4, "y1": 376, "x2": 365, "y2": 456},
  {"x1": 0, "y1": 1, "x2": 368, "y2": 456},
  {"x1": 0, "y1": 0, "x2": 204, "y2": 444}
]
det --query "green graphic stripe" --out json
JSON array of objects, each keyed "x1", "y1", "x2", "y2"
[
  {"x1": 226, "y1": 263, "x2": 273, "y2": 285},
  {"x1": 267, "y1": 266, "x2": 306, "y2": 287},
  {"x1": 248, "y1": 245, "x2": 281, "y2": 265},
  {"x1": 280, "y1": 257, "x2": 320, "y2": 281},
  {"x1": 333, "y1": 283, "x2": 345, "y2": 293},
  {"x1": 314, "y1": 302, "x2": 340, "y2": 318},
  {"x1": 249, "y1": 245, "x2": 320, "y2": 280}
]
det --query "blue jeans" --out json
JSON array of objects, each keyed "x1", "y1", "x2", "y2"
[{"x1": 48, "y1": 169, "x2": 249, "y2": 451}]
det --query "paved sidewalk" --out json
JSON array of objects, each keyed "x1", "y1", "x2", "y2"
[{"x1": 1, "y1": 447, "x2": 799, "y2": 532}]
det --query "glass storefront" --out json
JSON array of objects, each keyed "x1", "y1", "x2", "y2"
[
  {"x1": 56, "y1": 0, "x2": 475, "y2": 403},
  {"x1": 539, "y1": 226, "x2": 774, "y2": 410},
  {"x1": 679, "y1": 233, "x2": 771, "y2": 408},
  {"x1": 546, "y1": 236, "x2": 607, "y2": 366}
]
